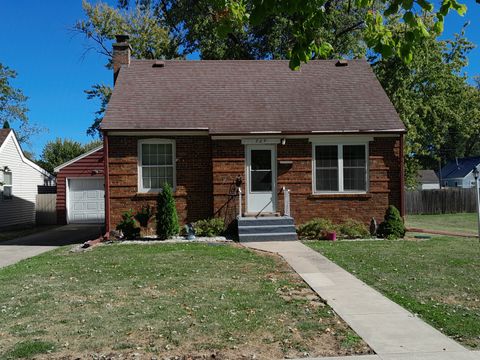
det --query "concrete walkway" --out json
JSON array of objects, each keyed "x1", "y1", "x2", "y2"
[
  {"x1": 0, "y1": 224, "x2": 103, "y2": 268},
  {"x1": 243, "y1": 241, "x2": 480, "y2": 360}
]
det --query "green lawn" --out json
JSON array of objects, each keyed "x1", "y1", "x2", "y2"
[
  {"x1": 307, "y1": 237, "x2": 480, "y2": 348},
  {"x1": 0, "y1": 243, "x2": 370, "y2": 359},
  {"x1": 406, "y1": 213, "x2": 478, "y2": 234}
]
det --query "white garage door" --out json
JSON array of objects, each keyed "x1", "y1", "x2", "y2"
[{"x1": 68, "y1": 178, "x2": 105, "y2": 224}]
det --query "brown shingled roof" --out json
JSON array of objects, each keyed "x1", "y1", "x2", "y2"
[
  {"x1": 0, "y1": 129, "x2": 11, "y2": 147},
  {"x1": 102, "y1": 60, "x2": 405, "y2": 134}
]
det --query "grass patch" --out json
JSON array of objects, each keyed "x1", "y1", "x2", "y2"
[
  {"x1": 0, "y1": 243, "x2": 370, "y2": 359},
  {"x1": 406, "y1": 213, "x2": 477, "y2": 234},
  {"x1": 2, "y1": 340, "x2": 55, "y2": 359},
  {"x1": 307, "y1": 236, "x2": 480, "y2": 348}
]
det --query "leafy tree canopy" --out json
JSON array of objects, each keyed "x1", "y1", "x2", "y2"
[
  {"x1": 373, "y1": 20, "x2": 480, "y2": 188},
  {"x1": 0, "y1": 63, "x2": 42, "y2": 146},
  {"x1": 75, "y1": 0, "x2": 178, "y2": 137},
  {"x1": 219, "y1": 0, "x2": 471, "y2": 69},
  {"x1": 37, "y1": 138, "x2": 103, "y2": 174}
]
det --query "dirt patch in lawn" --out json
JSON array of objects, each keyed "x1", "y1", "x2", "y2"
[{"x1": 0, "y1": 243, "x2": 371, "y2": 359}]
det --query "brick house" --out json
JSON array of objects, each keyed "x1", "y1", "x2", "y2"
[{"x1": 101, "y1": 35, "x2": 406, "y2": 240}]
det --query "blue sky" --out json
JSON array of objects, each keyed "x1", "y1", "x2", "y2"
[{"x1": 1, "y1": 1, "x2": 479, "y2": 157}]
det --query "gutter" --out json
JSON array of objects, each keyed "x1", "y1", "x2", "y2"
[
  {"x1": 400, "y1": 134, "x2": 406, "y2": 217},
  {"x1": 103, "y1": 131, "x2": 111, "y2": 238}
]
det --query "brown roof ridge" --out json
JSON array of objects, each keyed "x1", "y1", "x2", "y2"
[{"x1": 129, "y1": 58, "x2": 368, "y2": 63}]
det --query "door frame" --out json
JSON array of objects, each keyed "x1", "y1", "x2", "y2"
[
  {"x1": 245, "y1": 144, "x2": 277, "y2": 214},
  {"x1": 66, "y1": 177, "x2": 105, "y2": 224}
]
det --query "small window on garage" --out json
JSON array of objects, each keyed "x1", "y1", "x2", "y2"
[
  {"x1": 138, "y1": 139, "x2": 176, "y2": 192},
  {"x1": 2, "y1": 171, "x2": 13, "y2": 200}
]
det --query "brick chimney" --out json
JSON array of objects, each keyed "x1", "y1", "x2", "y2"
[{"x1": 112, "y1": 34, "x2": 132, "y2": 84}]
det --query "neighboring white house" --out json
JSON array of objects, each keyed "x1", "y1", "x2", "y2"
[
  {"x1": 439, "y1": 157, "x2": 480, "y2": 188},
  {"x1": 0, "y1": 129, "x2": 52, "y2": 228},
  {"x1": 417, "y1": 169, "x2": 440, "y2": 190}
]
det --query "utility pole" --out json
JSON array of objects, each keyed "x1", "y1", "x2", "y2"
[{"x1": 473, "y1": 166, "x2": 480, "y2": 241}]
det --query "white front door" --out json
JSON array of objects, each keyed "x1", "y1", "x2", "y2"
[
  {"x1": 246, "y1": 145, "x2": 276, "y2": 214},
  {"x1": 68, "y1": 178, "x2": 105, "y2": 224}
]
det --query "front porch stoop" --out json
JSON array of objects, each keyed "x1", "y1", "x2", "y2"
[{"x1": 238, "y1": 216, "x2": 298, "y2": 242}]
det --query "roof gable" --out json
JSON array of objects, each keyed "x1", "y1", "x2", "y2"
[
  {"x1": 0, "y1": 129, "x2": 52, "y2": 177},
  {"x1": 440, "y1": 157, "x2": 480, "y2": 179},
  {"x1": 102, "y1": 60, "x2": 405, "y2": 134},
  {"x1": 54, "y1": 146, "x2": 103, "y2": 173},
  {"x1": 418, "y1": 170, "x2": 439, "y2": 184}
]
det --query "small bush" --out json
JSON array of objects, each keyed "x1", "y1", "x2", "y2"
[
  {"x1": 156, "y1": 183, "x2": 179, "y2": 240},
  {"x1": 135, "y1": 205, "x2": 155, "y2": 228},
  {"x1": 377, "y1": 205, "x2": 406, "y2": 239},
  {"x1": 116, "y1": 210, "x2": 140, "y2": 239},
  {"x1": 194, "y1": 218, "x2": 226, "y2": 237},
  {"x1": 337, "y1": 219, "x2": 370, "y2": 239},
  {"x1": 297, "y1": 218, "x2": 336, "y2": 240}
]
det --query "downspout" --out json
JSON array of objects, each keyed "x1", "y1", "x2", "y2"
[
  {"x1": 399, "y1": 133, "x2": 405, "y2": 218},
  {"x1": 103, "y1": 131, "x2": 111, "y2": 238}
]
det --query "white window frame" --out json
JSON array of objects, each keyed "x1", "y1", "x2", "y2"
[
  {"x1": 311, "y1": 140, "x2": 369, "y2": 194},
  {"x1": 2, "y1": 170, "x2": 13, "y2": 200},
  {"x1": 137, "y1": 139, "x2": 176, "y2": 193}
]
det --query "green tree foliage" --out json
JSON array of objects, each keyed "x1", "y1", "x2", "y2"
[
  {"x1": 156, "y1": 183, "x2": 179, "y2": 239},
  {"x1": 147, "y1": 0, "x2": 368, "y2": 60},
  {"x1": 219, "y1": 0, "x2": 470, "y2": 69},
  {"x1": 75, "y1": 0, "x2": 178, "y2": 137},
  {"x1": 0, "y1": 63, "x2": 42, "y2": 145},
  {"x1": 85, "y1": 84, "x2": 112, "y2": 138},
  {"x1": 372, "y1": 22, "x2": 480, "y2": 187},
  {"x1": 37, "y1": 138, "x2": 102, "y2": 174},
  {"x1": 377, "y1": 205, "x2": 406, "y2": 239}
]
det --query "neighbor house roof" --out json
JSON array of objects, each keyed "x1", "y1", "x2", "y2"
[
  {"x1": 0, "y1": 129, "x2": 11, "y2": 147},
  {"x1": 417, "y1": 170, "x2": 439, "y2": 184},
  {"x1": 102, "y1": 60, "x2": 406, "y2": 134},
  {"x1": 440, "y1": 157, "x2": 480, "y2": 179},
  {"x1": 53, "y1": 145, "x2": 103, "y2": 173},
  {"x1": 0, "y1": 128, "x2": 52, "y2": 177}
]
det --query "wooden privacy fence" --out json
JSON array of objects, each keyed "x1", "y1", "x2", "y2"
[
  {"x1": 406, "y1": 188, "x2": 477, "y2": 215},
  {"x1": 36, "y1": 194, "x2": 57, "y2": 225}
]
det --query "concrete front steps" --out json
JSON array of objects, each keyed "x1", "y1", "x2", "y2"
[{"x1": 238, "y1": 216, "x2": 298, "y2": 242}]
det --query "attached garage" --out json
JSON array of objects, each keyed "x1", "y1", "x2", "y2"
[
  {"x1": 67, "y1": 178, "x2": 105, "y2": 223},
  {"x1": 54, "y1": 146, "x2": 105, "y2": 225}
]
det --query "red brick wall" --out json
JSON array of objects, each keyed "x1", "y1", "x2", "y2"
[
  {"x1": 56, "y1": 148, "x2": 104, "y2": 224},
  {"x1": 108, "y1": 135, "x2": 402, "y2": 229},
  {"x1": 212, "y1": 140, "x2": 245, "y2": 224},
  {"x1": 282, "y1": 137, "x2": 402, "y2": 225},
  {"x1": 212, "y1": 137, "x2": 402, "y2": 226},
  {"x1": 107, "y1": 136, "x2": 212, "y2": 230}
]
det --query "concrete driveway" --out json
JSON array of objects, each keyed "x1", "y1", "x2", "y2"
[{"x1": 0, "y1": 224, "x2": 103, "y2": 268}]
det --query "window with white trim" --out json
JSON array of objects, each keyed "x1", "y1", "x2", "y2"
[
  {"x1": 313, "y1": 144, "x2": 368, "y2": 193},
  {"x1": 2, "y1": 171, "x2": 13, "y2": 200},
  {"x1": 138, "y1": 139, "x2": 176, "y2": 192}
]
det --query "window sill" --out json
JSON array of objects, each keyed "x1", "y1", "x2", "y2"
[{"x1": 308, "y1": 193, "x2": 372, "y2": 199}]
